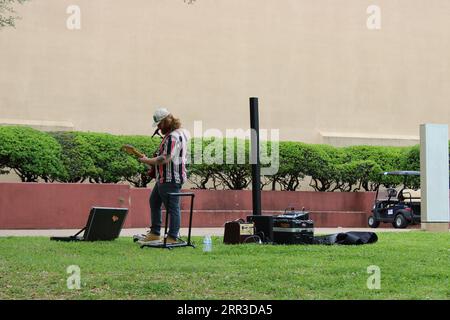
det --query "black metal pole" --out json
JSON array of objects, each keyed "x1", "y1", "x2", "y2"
[
  {"x1": 250, "y1": 97, "x2": 262, "y2": 216},
  {"x1": 187, "y1": 194, "x2": 195, "y2": 246}
]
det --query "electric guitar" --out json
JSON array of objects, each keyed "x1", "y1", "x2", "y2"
[
  {"x1": 122, "y1": 129, "x2": 162, "y2": 179},
  {"x1": 121, "y1": 144, "x2": 145, "y2": 158},
  {"x1": 122, "y1": 144, "x2": 157, "y2": 179}
]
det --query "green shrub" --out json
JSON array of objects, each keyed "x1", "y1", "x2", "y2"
[
  {"x1": 49, "y1": 131, "x2": 159, "y2": 186},
  {"x1": 340, "y1": 145, "x2": 406, "y2": 190},
  {"x1": 71, "y1": 132, "x2": 143, "y2": 184},
  {"x1": 335, "y1": 160, "x2": 381, "y2": 192},
  {"x1": 3, "y1": 125, "x2": 448, "y2": 191},
  {"x1": 401, "y1": 143, "x2": 450, "y2": 189},
  {"x1": 187, "y1": 138, "x2": 223, "y2": 189},
  {"x1": 266, "y1": 141, "x2": 305, "y2": 191},
  {"x1": 266, "y1": 142, "x2": 339, "y2": 191},
  {"x1": 188, "y1": 137, "x2": 252, "y2": 190},
  {"x1": 402, "y1": 145, "x2": 420, "y2": 171},
  {"x1": 214, "y1": 138, "x2": 252, "y2": 190},
  {"x1": 49, "y1": 132, "x2": 98, "y2": 183},
  {"x1": 300, "y1": 144, "x2": 339, "y2": 192},
  {"x1": 0, "y1": 126, "x2": 66, "y2": 182}
]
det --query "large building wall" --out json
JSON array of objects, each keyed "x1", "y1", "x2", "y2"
[{"x1": 1, "y1": 0, "x2": 449, "y2": 146}]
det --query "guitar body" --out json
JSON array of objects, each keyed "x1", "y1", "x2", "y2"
[{"x1": 148, "y1": 168, "x2": 156, "y2": 179}]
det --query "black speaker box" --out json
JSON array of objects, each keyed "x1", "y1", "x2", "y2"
[{"x1": 246, "y1": 215, "x2": 274, "y2": 243}]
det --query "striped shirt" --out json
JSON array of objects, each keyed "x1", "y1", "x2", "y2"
[{"x1": 155, "y1": 129, "x2": 188, "y2": 184}]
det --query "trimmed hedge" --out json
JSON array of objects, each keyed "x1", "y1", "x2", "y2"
[
  {"x1": 50, "y1": 131, "x2": 160, "y2": 187},
  {"x1": 188, "y1": 137, "x2": 252, "y2": 190},
  {"x1": 0, "y1": 126, "x2": 66, "y2": 182},
  {"x1": 1, "y1": 126, "x2": 446, "y2": 190}
]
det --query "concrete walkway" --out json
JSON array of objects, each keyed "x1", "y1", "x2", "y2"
[{"x1": 0, "y1": 227, "x2": 416, "y2": 237}]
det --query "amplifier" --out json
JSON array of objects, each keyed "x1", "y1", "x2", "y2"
[
  {"x1": 223, "y1": 219, "x2": 257, "y2": 244},
  {"x1": 273, "y1": 214, "x2": 314, "y2": 245}
]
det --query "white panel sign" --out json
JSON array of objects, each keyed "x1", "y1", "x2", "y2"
[{"x1": 420, "y1": 124, "x2": 450, "y2": 223}]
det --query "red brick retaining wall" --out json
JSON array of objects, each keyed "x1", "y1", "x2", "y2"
[{"x1": 0, "y1": 183, "x2": 380, "y2": 229}]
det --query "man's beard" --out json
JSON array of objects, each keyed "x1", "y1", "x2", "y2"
[{"x1": 160, "y1": 126, "x2": 171, "y2": 135}]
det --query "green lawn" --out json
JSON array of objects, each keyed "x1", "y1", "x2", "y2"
[{"x1": 0, "y1": 232, "x2": 448, "y2": 300}]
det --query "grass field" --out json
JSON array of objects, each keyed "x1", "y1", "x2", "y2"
[{"x1": 0, "y1": 232, "x2": 448, "y2": 300}]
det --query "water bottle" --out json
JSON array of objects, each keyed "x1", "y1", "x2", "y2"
[{"x1": 203, "y1": 235, "x2": 212, "y2": 252}]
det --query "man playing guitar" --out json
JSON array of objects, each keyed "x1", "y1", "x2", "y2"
[{"x1": 136, "y1": 108, "x2": 188, "y2": 244}]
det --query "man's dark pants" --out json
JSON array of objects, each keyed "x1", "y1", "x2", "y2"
[{"x1": 149, "y1": 182, "x2": 182, "y2": 239}]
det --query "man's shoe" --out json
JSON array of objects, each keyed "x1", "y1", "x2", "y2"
[
  {"x1": 164, "y1": 236, "x2": 180, "y2": 244},
  {"x1": 133, "y1": 231, "x2": 149, "y2": 242},
  {"x1": 138, "y1": 232, "x2": 161, "y2": 243}
]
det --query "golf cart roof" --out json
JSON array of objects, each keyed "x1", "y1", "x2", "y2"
[{"x1": 383, "y1": 171, "x2": 420, "y2": 176}]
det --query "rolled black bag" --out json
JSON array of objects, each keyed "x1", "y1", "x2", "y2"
[{"x1": 313, "y1": 232, "x2": 378, "y2": 245}]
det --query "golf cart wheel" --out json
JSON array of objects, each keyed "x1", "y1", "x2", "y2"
[
  {"x1": 393, "y1": 214, "x2": 408, "y2": 229},
  {"x1": 368, "y1": 216, "x2": 380, "y2": 228}
]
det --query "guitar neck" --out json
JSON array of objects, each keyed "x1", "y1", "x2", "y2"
[
  {"x1": 133, "y1": 150, "x2": 145, "y2": 158},
  {"x1": 123, "y1": 145, "x2": 145, "y2": 158}
]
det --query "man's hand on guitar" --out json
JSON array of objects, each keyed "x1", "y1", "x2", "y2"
[
  {"x1": 122, "y1": 143, "x2": 168, "y2": 172},
  {"x1": 138, "y1": 156, "x2": 150, "y2": 163}
]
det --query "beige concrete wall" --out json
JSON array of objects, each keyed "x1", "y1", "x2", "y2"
[{"x1": 1, "y1": 0, "x2": 449, "y2": 145}]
